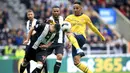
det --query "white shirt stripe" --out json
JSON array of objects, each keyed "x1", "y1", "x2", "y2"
[
  {"x1": 32, "y1": 24, "x2": 56, "y2": 49},
  {"x1": 49, "y1": 16, "x2": 64, "y2": 43},
  {"x1": 26, "y1": 18, "x2": 37, "y2": 45}
]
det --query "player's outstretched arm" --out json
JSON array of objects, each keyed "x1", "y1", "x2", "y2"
[
  {"x1": 23, "y1": 27, "x2": 34, "y2": 45},
  {"x1": 88, "y1": 23, "x2": 105, "y2": 41},
  {"x1": 85, "y1": 15, "x2": 105, "y2": 41}
]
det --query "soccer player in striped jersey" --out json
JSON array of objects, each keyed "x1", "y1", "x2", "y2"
[
  {"x1": 65, "y1": 1, "x2": 105, "y2": 73},
  {"x1": 22, "y1": 9, "x2": 48, "y2": 73},
  {"x1": 20, "y1": 21, "x2": 61, "y2": 73},
  {"x1": 24, "y1": 9, "x2": 37, "y2": 73},
  {"x1": 26, "y1": 9, "x2": 37, "y2": 37},
  {"x1": 46, "y1": 6, "x2": 64, "y2": 73}
]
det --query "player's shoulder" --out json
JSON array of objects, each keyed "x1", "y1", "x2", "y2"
[
  {"x1": 81, "y1": 14, "x2": 89, "y2": 18},
  {"x1": 82, "y1": 14, "x2": 91, "y2": 19},
  {"x1": 34, "y1": 18, "x2": 38, "y2": 21},
  {"x1": 59, "y1": 16, "x2": 64, "y2": 19},
  {"x1": 26, "y1": 20, "x2": 30, "y2": 23},
  {"x1": 49, "y1": 15, "x2": 64, "y2": 20},
  {"x1": 66, "y1": 14, "x2": 74, "y2": 18},
  {"x1": 35, "y1": 22, "x2": 48, "y2": 29},
  {"x1": 49, "y1": 16, "x2": 53, "y2": 19},
  {"x1": 26, "y1": 18, "x2": 38, "y2": 22},
  {"x1": 65, "y1": 14, "x2": 75, "y2": 20}
]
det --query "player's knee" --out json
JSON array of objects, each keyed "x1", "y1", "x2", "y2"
[
  {"x1": 37, "y1": 61, "x2": 43, "y2": 69},
  {"x1": 56, "y1": 54, "x2": 63, "y2": 60},
  {"x1": 66, "y1": 32, "x2": 73, "y2": 37},
  {"x1": 74, "y1": 59, "x2": 80, "y2": 65},
  {"x1": 73, "y1": 56, "x2": 80, "y2": 65}
]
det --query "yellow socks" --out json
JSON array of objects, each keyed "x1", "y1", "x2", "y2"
[
  {"x1": 67, "y1": 35, "x2": 80, "y2": 49},
  {"x1": 76, "y1": 63, "x2": 92, "y2": 73}
]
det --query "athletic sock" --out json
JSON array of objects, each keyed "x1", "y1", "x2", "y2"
[
  {"x1": 20, "y1": 64, "x2": 26, "y2": 73},
  {"x1": 32, "y1": 68, "x2": 41, "y2": 73},
  {"x1": 26, "y1": 62, "x2": 30, "y2": 73},
  {"x1": 54, "y1": 60, "x2": 62, "y2": 73},
  {"x1": 67, "y1": 35, "x2": 80, "y2": 49},
  {"x1": 76, "y1": 62, "x2": 92, "y2": 73}
]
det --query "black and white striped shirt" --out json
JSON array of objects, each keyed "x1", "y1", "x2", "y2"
[
  {"x1": 49, "y1": 16, "x2": 64, "y2": 43},
  {"x1": 26, "y1": 18, "x2": 38, "y2": 45},
  {"x1": 30, "y1": 23, "x2": 57, "y2": 49},
  {"x1": 26, "y1": 18, "x2": 37, "y2": 34}
]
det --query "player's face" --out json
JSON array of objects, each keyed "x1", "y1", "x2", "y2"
[
  {"x1": 52, "y1": 8, "x2": 60, "y2": 18},
  {"x1": 73, "y1": 4, "x2": 82, "y2": 16},
  {"x1": 27, "y1": 12, "x2": 34, "y2": 20}
]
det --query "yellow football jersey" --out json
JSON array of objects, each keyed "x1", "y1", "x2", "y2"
[{"x1": 65, "y1": 14, "x2": 93, "y2": 38}]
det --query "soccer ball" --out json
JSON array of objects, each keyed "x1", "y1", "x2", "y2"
[{"x1": 61, "y1": 21, "x2": 71, "y2": 32}]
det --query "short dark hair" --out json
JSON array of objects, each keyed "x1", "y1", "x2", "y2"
[
  {"x1": 27, "y1": 9, "x2": 34, "y2": 13},
  {"x1": 54, "y1": 23, "x2": 60, "y2": 32},
  {"x1": 74, "y1": 1, "x2": 82, "y2": 5},
  {"x1": 52, "y1": 6, "x2": 60, "y2": 9}
]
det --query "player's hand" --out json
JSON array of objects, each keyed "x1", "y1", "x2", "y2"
[
  {"x1": 23, "y1": 40, "x2": 29, "y2": 45},
  {"x1": 39, "y1": 44, "x2": 48, "y2": 49},
  {"x1": 39, "y1": 42, "x2": 52, "y2": 49}
]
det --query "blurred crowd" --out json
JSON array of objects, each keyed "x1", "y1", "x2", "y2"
[
  {"x1": 21, "y1": 0, "x2": 130, "y2": 22},
  {"x1": 0, "y1": 8, "x2": 25, "y2": 45},
  {"x1": 0, "y1": 0, "x2": 129, "y2": 57},
  {"x1": 116, "y1": 0, "x2": 130, "y2": 19}
]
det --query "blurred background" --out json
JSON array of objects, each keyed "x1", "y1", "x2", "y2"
[{"x1": 0, "y1": 0, "x2": 130, "y2": 73}]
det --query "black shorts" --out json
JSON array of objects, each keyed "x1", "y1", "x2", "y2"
[
  {"x1": 35, "y1": 48, "x2": 47, "y2": 63},
  {"x1": 24, "y1": 45, "x2": 37, "y2": 62},
  {"x1": 24, "y1": 45, "x2": 47, "y2": 62},
  {"x1": 47, "y1": 43, "x2": 64, "y2": 56},
  {"x1": 72, "y1": 34, "x2": 86, "y2": 57}
]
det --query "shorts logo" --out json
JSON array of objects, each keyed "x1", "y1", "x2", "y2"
[
  {"x1": 42, "y1": 56, "x2": 46, "y2": 60},
  {"x1": 35, "y1": 24, "x2": 38, "y2": 28}
]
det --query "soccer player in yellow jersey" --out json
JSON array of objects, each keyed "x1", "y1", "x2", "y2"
[{"x1": 65, "y1": 1, "x2": 105, "y2": 73}]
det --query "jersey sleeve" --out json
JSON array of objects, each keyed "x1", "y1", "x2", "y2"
[
  {"x1": 85, "y1": 15, "x2": 94, "y2": 26},
  {"x1": 25, "y1": 22, "x2": 29, "y2": 34},
  {"x1": 34, "y1": 21, "x2": 46, "y2": 32},
  {"x1": 65, "y1": 15, "x2": 71, "y2": 22},
  {"x1": 85, "y1": 15, "x2": 96, "y2": 30}
]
